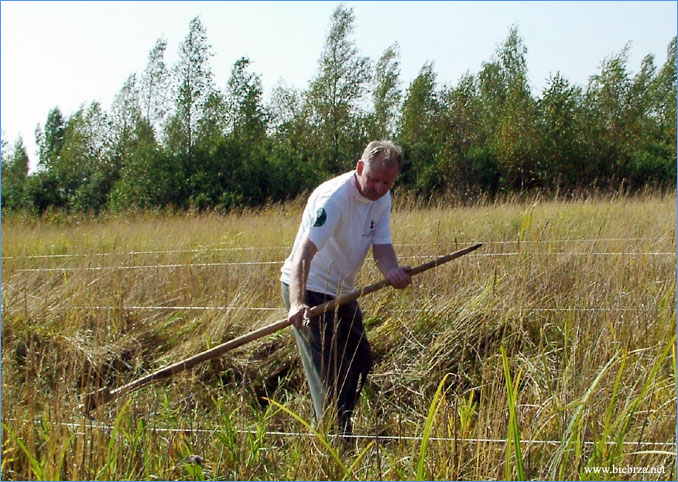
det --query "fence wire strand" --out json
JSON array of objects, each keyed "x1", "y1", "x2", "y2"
[
  {"x1": 2, "y1": 237, "x2": 673, "y2": 261},
  {"x1": 8, "y1": 419, "x2": 675, "y2": 449},
  {"x1": 8, "y1": 251, "x2": 677, "y2": 273}
]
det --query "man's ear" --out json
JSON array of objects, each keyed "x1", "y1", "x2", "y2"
[{"x1": 356, "y1": 159, "x2": 364, "y2": 175}]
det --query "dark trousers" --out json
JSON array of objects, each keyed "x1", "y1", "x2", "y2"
[{"x1": 281, "y1": 283, "x2": 373, "y2": 434}]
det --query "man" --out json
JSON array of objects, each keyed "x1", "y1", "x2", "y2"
[{"x1": 280, "y1": 140, "x2": 412, "y2": 435}]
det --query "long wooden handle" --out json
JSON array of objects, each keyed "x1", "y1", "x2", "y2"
[{"x1": 82, "y1": 243, "x2": 482, "y2": 412}]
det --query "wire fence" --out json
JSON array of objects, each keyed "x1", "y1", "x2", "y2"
[
  {"x1": 11, "y1": 305, "x2": 667, "y2": 313},
  {"x1": 7, "y1": 251, "x2": 677, "y2": 273},
  {"x1": 3, "y1": 237, "x2": 675, "y2": 462},
  {"x1": 11, "y1": 418, "x2": 675, "y2": 449},
  {"x1": 2, "y1": 237, "x2": 674, "y2": 261},
  {"x1": 2, "y1": 302, "x2": 670, "y2": 322}
]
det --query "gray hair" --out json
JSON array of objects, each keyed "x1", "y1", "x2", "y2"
[{"x1": 361, "y1": 140, "x2": 403, "y2": 170}]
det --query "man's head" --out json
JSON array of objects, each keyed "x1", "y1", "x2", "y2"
[{"x1": 355, "y1": 140, "x2": 403, "y2": 201}]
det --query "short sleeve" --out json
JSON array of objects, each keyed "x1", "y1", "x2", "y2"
[{"x1": 306, "y1": 197, "x2": 342, "y2": 251}]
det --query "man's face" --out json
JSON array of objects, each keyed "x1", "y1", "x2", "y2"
[{"x1": 355, "y1": 157, "x2": 399, "y2": 201}]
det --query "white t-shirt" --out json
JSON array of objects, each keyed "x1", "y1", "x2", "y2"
[{"x1": 280, "y1": 170, "x2": 393, "y2": 297}]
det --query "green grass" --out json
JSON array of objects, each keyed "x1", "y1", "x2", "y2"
[
  {"x1": 502, "y1": 345, "x2": 525, "y2": 481},
  {"x1": 1, "y1": 191, "x2": 676, "y2": 480}
]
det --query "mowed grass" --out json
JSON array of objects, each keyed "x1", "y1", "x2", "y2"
[{"x1": 1, "y1": 192, "x2": 676, "y2": 480}]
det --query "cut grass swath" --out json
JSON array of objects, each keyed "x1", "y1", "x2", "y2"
[{"x1": 82, "y1": 244, "x2": 483, "y2": 412}]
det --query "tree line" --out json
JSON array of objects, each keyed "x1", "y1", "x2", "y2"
[{"x1": 2, "y1": 5, "x2": 676, "y2": 214}]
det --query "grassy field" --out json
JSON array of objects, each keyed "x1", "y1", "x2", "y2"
[{"x1": 1, "y1": 192, "x2": 676, "y2": 480}]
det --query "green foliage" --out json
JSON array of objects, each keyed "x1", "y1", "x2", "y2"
[
  {"x1": 538, "y1": 74, "x2": 587, "y2": 188},
  {"x1": 4, "y1": 11, "x2": 675, "y2": 215},
  {"x1": 308, "y1": 3, "x2": 372, "y2": 173},
  {"x1": 35, "y1": 107, "x2": 65, "y2": 170},
  {"x1": 171, "y1": 16, "x2": 215, "y2": 159},
  {"x1": 397, "y1": 62, "x2": 441, "y2": 191},
  {"x1": 372, "y1": 43, "x2": 402, "y2": 139},
  {"x1": 1, "y1": 137, "x2": 30, "y2": 210},
  {"x1": 140, "y1": 37, "x2": 170, "y2": 134},
  {"x1": 108, "y1": 125, "x2": 177, "y2": 211},
  {"x1": 226, "y1": 57, "x2": 268, "y2": 144}
]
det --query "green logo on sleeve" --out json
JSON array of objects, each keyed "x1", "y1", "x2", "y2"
[{"x1": 312, "y1": 207, "x2": 327, "y2": 227}]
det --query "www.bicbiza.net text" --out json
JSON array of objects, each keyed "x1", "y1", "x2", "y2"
[{"x1": 583, "y1": 464, "x2": 666, "y2": 476}]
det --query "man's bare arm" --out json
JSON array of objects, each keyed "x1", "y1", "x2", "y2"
[
  {"x1": 288, "y1": 234, "x2": 318, "y2": 329},
  {"x1": 372, "y1": 243, "x2": 412, "y2": 289}
]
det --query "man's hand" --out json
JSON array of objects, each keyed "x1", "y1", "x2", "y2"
[
  {"x1": 288, "y1": 235, "x2": 318, "y2": 330},
  {"x1": 288, "y1": 302, "x2": 310, "y2": 330},
  {"x1": 373, "y1": 244, "x2": 412, "y2": 290},
  {"x1": 387, "y1": 265, "x2": 412, "y2": 289}
]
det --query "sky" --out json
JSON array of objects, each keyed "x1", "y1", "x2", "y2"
[{"x1": 1, "y1": 1, "x2": 676, "y2": 171}]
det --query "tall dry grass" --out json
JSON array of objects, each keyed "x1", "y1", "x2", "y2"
[{"x1": 1, "y1": 191, "x2": 676, "y2": 480}]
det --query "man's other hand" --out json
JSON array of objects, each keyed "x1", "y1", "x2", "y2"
[{"x1": 288, "y1": 303, "x2": 310, "y2": 330}]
